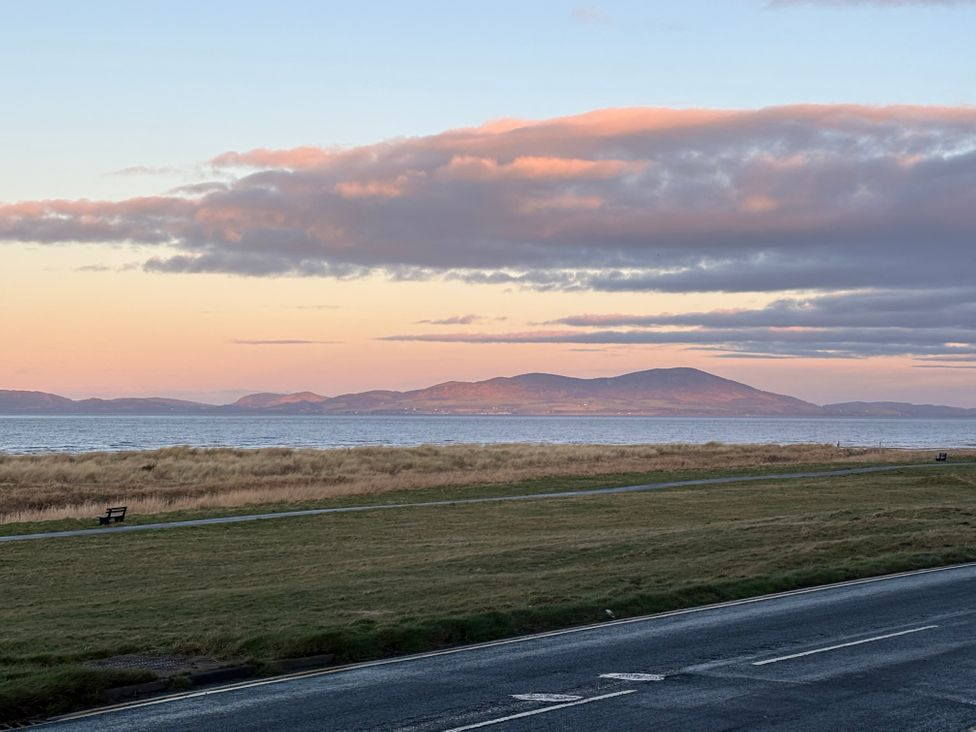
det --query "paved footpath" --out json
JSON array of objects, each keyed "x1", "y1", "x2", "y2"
[{"x1": 0, "y1": 463, "x2": 962, "y2": 544}]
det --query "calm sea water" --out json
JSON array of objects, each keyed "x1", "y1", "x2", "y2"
[{"x1": 0, "y1": 415, "x2": 974, "y2": 454}]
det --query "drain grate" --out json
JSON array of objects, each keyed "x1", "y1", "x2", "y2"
[{"x1": 84, "y1": 654, "x2": 220, "y2": 674}]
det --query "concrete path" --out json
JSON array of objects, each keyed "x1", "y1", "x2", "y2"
[
  {"x1": 43, "y1": 561, "x2": 976, "y2": 730},
  {"x1": 0, "y1": 462, "x2": 962, "y2": 544}
]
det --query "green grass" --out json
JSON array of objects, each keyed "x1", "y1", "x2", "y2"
[
  {"x1": 0, "y1": 459, "x2": 960, "y2": 537},
  {"x1": 2, "y1": 464, "x2": 976, "y2": 722}
]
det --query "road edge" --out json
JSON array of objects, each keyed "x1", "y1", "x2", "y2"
[{"x1": 40, "y1": 559, "x2": 976, "y2": 727}]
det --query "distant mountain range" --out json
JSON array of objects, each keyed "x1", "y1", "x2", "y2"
[
  {"x1": 821, "y1": 402, "x2": 976, "y2": 419},
  {"x1": 2, "y1": 368, "x2": 975, "y2": 418}
]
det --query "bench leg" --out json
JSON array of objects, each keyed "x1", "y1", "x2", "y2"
[{"x1": 98, "y1": 517, "x2": 109, "y2": 526}]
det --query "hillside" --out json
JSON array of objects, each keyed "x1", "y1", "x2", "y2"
[
  {"x1": 0, "y1": 368, "x2": 820, "y2": 416},
  {"x1": 823, "y1": 402, "x2": 976, "y2": 418},
  {"x1": 0, "y1": 391, "x2": 214, "y2": 415},
  {"x1": 2, "y1": 368, "x2": 974, "y2": 417},
  {"x1": 324, "y1": 368, "x2": 824, "y2": 416},
  {"x1": 231, "y1": 392, "x2": 331, "y2": 413}
]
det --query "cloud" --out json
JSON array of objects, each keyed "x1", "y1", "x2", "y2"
[
  {"x1": 3, "y1": 105, "x2": 976, "y2": 295},
  {"x1": 710, "y1": 353, "x2": 800, "y2": 360},
  {"x1": 416, "y1": 314, "x2": 508, "y2": 325},
  {"x1": 417, "y1": 314, "x2": 485, "y2": 325},
  {"x1": 548, "y1": 288, "x2": 976, "y2": 329},
  {"x1": 209, "y1": 147, "x2": 337, "y2": 169},
  {"x1": 108, "y1": 165, "x2": 182, "y2": 177},
  {"x1": 570, "y1": 6, "x2": 611, "y2": 24},
  {"x1": 232, "y1": 339, "x2": 340, "y2": 345},
  {"x1": 913, "y1": 354, "x2": 976, "y2": 361},
  {"x1": 168, "y1": 182, "x2": 230, "y2": 196},
  {"x1": 531, "y1": 287, "x2": 976, "y2": 358},
  {"x1": 74, "y1": 264, "x2": 114, "y2": 272},
  {"x1": 379, "y1": 319, "x2": 976, "y2": 359}
]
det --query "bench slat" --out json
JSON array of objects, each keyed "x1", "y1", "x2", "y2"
[{"x1": 97, "y1": 506, "x2": 128, "y2": 524}]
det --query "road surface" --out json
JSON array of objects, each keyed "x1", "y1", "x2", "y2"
[
  {"x1": 44, "y1": 562, "x2": 976, "y2": 731},
  {"x1": 0, "y1": 462, "x2": 961, "y2": 543}
]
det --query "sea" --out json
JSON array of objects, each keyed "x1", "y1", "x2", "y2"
[{"x1": 0, "y1": 415, "x2": 974, "y2": 454}]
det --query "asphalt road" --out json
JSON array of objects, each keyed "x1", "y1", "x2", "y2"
[
  {"x1": 0, "y1": 462, "x2": 959, "y2": 543},
  {"x1": 44, "y1": 562, "x2": 976, "y2": 731}
]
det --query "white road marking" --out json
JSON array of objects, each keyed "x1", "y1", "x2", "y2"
[
  {"x1": 511, "y1": 693, "x2": 582, "y2": 702},
  {"x1": 600, "y1": 672, "x2": 665, "y2": 681},
  {"x1": 752, "y1": 625, "x2": 939, "y2": 666},
  {"x1": 441, "y1": 690, "x2": 636, "y2": 731},
  {"x1": 44, "y1": 562, "x2": 976, "y2": 726}
]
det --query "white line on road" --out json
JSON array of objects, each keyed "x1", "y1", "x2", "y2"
[
  {"x1": 600, "y1": 673, "x2": 666, "y2": 681},
  {"x1": 752, "y1": 625, "x2": 939, "y2": 666},
  {"x1": 511, "y1": 693, "x2": 582, "y2": 702},
  {"x1": 441, "y1": 690, "x2": 636, "y2": 731}
]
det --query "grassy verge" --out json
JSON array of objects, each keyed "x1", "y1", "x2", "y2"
[
  {"x1": 0, "y1": 668, "x2": 155, "y2": 724},
  {"x1": 3, "y1": 443, "x2": 960, "y2": 525},
  {"x1": 2, "y1": 464, "x2": 976, "y2": 721},
  {"x1": 3, "y1": 458, "x2": 971, "y2": 537}
]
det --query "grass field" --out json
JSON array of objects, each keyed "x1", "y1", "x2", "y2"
[
  {"x1": 0, "y1": 443, "x2": 952, "y2": 524},
  {"x1": 0, "y1": 458, "x2": 946, "y2": 539},
  {"x1": 3, "y1": 459, "x2": 976, "y2": 722}
]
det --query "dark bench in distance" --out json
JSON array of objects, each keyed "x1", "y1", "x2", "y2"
[
  {"x1": 936, "y1": 452, "x2": 948, "y2": 462},
  {"x1": 98, "y1": 506, "x2": 127, "y2": 525}
]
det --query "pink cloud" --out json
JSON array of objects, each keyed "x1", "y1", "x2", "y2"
[
  {"x1": 440, "y1": 155, "x2": 646, "y2": 181},
  {"x1": 334, "y1": 174, "x2": 414, "y2": 199},
  {"x1": 210, "y1": 146, "x2": 338, "y2": 169},
  {"x1": 1, "y1": 104, "x2": 975, "y2": 295}
]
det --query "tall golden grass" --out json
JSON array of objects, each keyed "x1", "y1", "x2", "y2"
[{"x1": 0, "y1": 443, "x2": 957, "y2": 524}]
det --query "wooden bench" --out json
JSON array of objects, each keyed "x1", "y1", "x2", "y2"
[
  {"x1": 936, "y1": 452, "x2": 948, "y2": 462},
  {"x1": 98, "y1": 506, "x2": 128, "y2": 525}
]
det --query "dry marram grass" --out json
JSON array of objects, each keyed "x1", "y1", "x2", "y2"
[{"x1": 0, "y1": 443, "x2": 959, "y2": 524}]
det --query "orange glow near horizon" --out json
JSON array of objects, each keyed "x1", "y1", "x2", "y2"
[{"x1": 3, "y1": 242, "x2": 974, "y2": 407}]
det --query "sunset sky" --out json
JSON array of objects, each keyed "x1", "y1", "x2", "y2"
[{"x1": 2, "y1": 0, "x2": 975, "y2": 406}]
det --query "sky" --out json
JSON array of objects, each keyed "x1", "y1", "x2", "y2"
[{"x1": 2, "y1": 0, "x2": 975, "y2": 406}]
